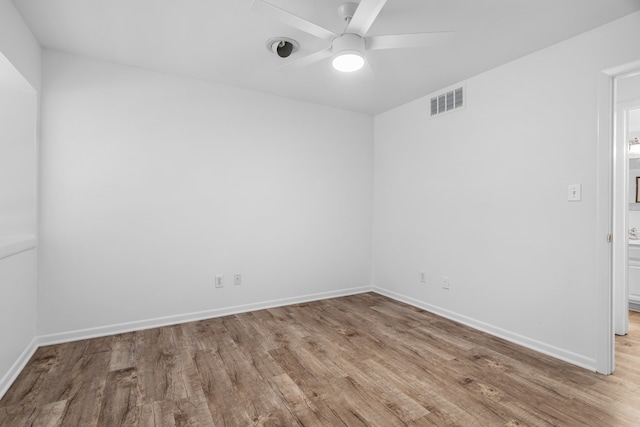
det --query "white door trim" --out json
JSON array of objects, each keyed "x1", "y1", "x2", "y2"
[
  {"x1": 596, "y1": 60, "x2": 640, "y2": 375},
  {"x1": 614, "y1": 97, "x2": 640, "y2": 337}
]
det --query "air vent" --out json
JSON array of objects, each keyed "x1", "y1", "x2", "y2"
[{"x1": 430, "y1": 86, "x2": 464, "y2": 117}]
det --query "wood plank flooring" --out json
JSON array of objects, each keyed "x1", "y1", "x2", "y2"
[{"x1": 1, "y1": 293, "x2": 640, "y2": 426}]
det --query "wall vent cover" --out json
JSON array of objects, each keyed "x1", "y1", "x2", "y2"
[{"x1": 430, "y1": 86, "x2": 464, "y2": 117}]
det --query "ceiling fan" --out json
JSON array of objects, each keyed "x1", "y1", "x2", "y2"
[{"x1": 250, "y1": 0, "x2": 454, "y2": 73}]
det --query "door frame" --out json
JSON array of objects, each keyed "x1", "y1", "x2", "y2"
[
  {"x1": 614, "y1": 98, "x2": 640, "y2": 337},
  {"x1": 597, "y1": 60, "x2": 640, "y2": 374}
]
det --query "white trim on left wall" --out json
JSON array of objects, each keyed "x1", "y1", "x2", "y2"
[
  {"x1": 0, "y1": 286, "x2": 371, "y2": 399},
  {"x1": 0, "y1": 337, "x2": 39, "y2": 400}
]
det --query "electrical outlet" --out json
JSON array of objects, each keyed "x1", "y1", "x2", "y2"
[
  {"x1": 442, "y1": 276, "x2": 450, "y2": 290},
  {"x1": 234, "y1": 273, "x2": 242, "y2": 286},
  {"x1": 420, "y1": 272, "x2": 427, "y2": 283},
  {"x1": 215, "y1": 275, "x2": 224, "y2": 288}
]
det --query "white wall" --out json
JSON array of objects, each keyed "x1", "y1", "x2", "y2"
[
  {"x1": 620, "y1": 74, "x2": 640, "y2": 209},
  {"x1": 0, "y1": 0, "x2": 40, "y2": 91},
  {"x1": 0, "y1": 0, "x2": 40, "y2": 398},
  {"x1": 0, "y1": 250, "x2": 37, "y2": 395},
  {"x1": 628, "y1": 162, "x2": 640, "y2": 213},
  {"x1": 0, "y1": 84, "x2": 37, "y2": 235},
  {"x1": 618, "y1": 72, "x2": 640, "y2": 104},
  {"x1": 373, "y1": 12, "x2": 640, "y2": 370},
  {"x1": 0, "y1": 82, "x2": 37, "y2": 392},
  {"x1": 630, "y1": 210, "x2": 640, "y2": 230},
  {"x1": 38, "y1": 51, "x2": 373, "y2": 337}
]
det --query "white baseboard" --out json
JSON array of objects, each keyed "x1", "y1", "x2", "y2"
[
  {"x1": 372, "y1": 287, "x2": 597, "y2": 372},
  {"x1": 4, "y1": 285, "x2": 597, "y2": 400},
  {"x1": 0, "y1": 336, "x2": 39, "y2": 400},
  {"x1": 38, "y1": 286, "x2": 372, "y2": 346}
]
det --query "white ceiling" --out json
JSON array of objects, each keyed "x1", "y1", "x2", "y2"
[{"x1": 12, "y1": 0, "x2": 640, "y2": 115}]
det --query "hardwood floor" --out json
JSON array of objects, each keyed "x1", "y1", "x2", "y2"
[{"x1": 1, "y1": 293, "x2": 639, "y2": 426}]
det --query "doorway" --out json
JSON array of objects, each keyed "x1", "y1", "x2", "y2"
[
  {"x1": 625, "y1": 107, "x2": 640, "y2": 310},
  {"x1": 613, "y1": 76, "x2": 640, "y2": 337},
  {"x1": 595, "y1": 61, "x2": 640, "y2": 375},
  {"x1": 607, "y1": 68, "x2": 640, "y2": 374}
]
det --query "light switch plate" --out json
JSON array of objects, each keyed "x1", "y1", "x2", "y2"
[{"x1": 568, "y1": 184, "x2": 582, "y2": 202}]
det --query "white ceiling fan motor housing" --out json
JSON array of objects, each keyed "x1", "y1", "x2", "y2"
[
  {"x1": 332, "y1": 33, "x2": 365, "y2": 55},
  {"x1": 331, "y1": 33, "x2": 365, "y2": 72}
]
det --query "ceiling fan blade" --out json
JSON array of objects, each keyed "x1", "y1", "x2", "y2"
[
  {"x1": 250, "y1": 0, "x2": 336, "y2": 41},
  {"x1": 346, "y1": 0, "x2": 388, "y2": 36},
  {"x1": 366, "y1": 32, "x2": 454, "y2": 50},
  {"x1": 278, "y1": 48, "x2": 332, "y2": 71}
]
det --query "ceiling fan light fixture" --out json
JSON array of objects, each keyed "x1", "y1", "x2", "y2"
[
  {"x1": 331, "y1": 33, "x2": 365, "y2": 72},
  {"x1": 332, "y1": 52, "x2": 364, "y2": 72}
]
